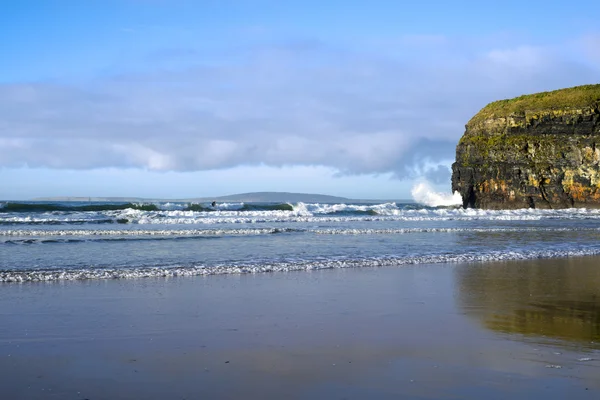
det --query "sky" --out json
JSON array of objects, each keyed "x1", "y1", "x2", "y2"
[{"x1": 1, "y1": 0, "x2": 599, "y2": 200}]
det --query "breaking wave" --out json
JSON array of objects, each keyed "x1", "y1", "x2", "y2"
[
  {"x1": 3, "y1": 206, "x2": 600, "y2": 226},
  {"x1": 2, "y1": 226, "x2": 600, "y2": 239},
  {"x1": 411, "y1": 181, "x2": 462, "y2": 207},
  {"x1": 0, "y1": 202, "x2": 159, "y2": 213},
  {"x1": 0, "y1": 201, "x2": 298, "y2": 214}
]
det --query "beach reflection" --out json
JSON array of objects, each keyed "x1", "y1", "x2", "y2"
[{"x1": 456, "y1": 256, "x2": 600, "y2": 348}]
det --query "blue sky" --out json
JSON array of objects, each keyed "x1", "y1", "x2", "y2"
[{"x1": 1, "y1": 0, "x2": 599, "y2": 200}]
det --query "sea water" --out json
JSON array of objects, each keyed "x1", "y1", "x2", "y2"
[{"x1": 2, "y1": 199, "x2": 600, "y2": 282}]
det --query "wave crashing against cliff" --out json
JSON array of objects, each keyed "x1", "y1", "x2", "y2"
[
  {"x1": 452, "y1": 84, "x2": 600, "y2": 210},
  {"x1": 411, "y1": 181, "x2": 462, "y2": 207}
]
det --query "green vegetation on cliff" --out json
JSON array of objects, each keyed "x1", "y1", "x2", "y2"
[{"x1": 467, "y1": 84, "x2": 600, "y2": 128}]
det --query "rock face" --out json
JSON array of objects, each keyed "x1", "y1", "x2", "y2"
[{"x1": 452, "y1": 85, "x2": 600, "y2": 209}]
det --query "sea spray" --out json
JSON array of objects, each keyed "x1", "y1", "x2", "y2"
[{"x1": 411, "y1": 181, "x2": 462, "y2": 207}]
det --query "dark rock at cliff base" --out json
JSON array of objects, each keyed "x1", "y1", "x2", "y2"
[{"x1": 452, "y1": 84, "x2": 600, "y2": 209}]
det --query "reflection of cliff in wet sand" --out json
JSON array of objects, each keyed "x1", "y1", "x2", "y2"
[{"x1": 456, "y1": 257, "x2": 600, "y2": 348}]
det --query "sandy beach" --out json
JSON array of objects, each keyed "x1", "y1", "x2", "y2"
[{"x1": 2, "y1": 257, "x2": 600, "y2": 399}]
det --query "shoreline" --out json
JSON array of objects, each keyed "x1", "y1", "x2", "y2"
[{"x1": 4, "y1": 251, "x2": 600, "y2": 283}]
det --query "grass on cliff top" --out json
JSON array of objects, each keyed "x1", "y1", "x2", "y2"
[{"x1": 467, "y1": 84, "x2": 600, "y2": 127}]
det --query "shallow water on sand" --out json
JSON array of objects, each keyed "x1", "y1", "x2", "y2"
[{"x1": 1, "y1": 258, "x2": 599, "y2": 399}]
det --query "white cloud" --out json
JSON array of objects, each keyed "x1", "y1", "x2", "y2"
[{"x1": 1, "y1": 34, "x2": 599, "y2": 179}]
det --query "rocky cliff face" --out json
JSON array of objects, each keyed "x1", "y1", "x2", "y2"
[{"x1": 452, "y1": 85, "x2": 600, "y2": 209}]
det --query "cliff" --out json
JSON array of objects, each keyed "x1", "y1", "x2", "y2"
[{"x1": 451, "y1": 84, "x2": 600, "y2": 209}]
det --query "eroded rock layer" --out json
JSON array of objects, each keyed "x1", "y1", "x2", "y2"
[{"x1": 452, "y1": 85, "x2": 600, "y2": 209}]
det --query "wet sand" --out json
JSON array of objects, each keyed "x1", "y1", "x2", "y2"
[{"x1": 1, "y1": 257, "x2": 600, "y2": 399}]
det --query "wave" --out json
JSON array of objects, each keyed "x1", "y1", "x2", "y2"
[
  {"x1": 2, "y1": 226, "x2": 598, "y2": 246},
  {"x1": 0, "y1": 218, "x2": 130, "y2": 225},
  {"x1": 313, "y1": 227, "x2": 600, "y2": 235},
  {"x1": 325, "y1": 209, "x2": 379, "y2": 216},
  {"x1": 411, "y1": 181, "x2": 462, "y2": 207},
  {"x1": 2, "y1": 236, "x2": 224, "y2": 245},
  {"x1": 183, "y1": 203, "x2": 294, "y2": 211},
  {"x1": 75, "y1": 207, "x2": 600, "y2": 224},
  {"x1": 4, "y1": 201, "x2": 600, "y2": 226},
  {"x1": 184, "y1": 204, "x2": 214, "y2": 212},
  {"x1": 239, "y1": 203, "x2": 294, "y2": 211},
  {"x1": 0, "y1": 201, "x2": 319, "y2": 215},
  {"x1": 3, "y1": 248, "x2": 600, "y2": 282},
  {"x1": 3, "y1": 212, "x2": 600, "y2": 226},
  {"x1": 0, "y1": 227, "x2": 302, "y2": 239},
  {"x1": 184, "y1": 202, "x2": 295, "y2": 212},
  {"x1": 0, "y1": 202, "x2": 159, "y2": 213},
  {"x1": 2, "y1": 226, "x2": 599, "y2": 239}
]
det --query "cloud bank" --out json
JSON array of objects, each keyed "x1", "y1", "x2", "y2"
[{"x1": 1, "y1": 34, "x2": 599, "y2": 183}]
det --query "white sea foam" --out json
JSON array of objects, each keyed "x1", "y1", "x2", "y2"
[
  {"x1": 0, "y1": 228, "x2": 300, "y2": 237},
  {"x1": 0, "y1": 226, "x2": 598, "y2": 245},
  {"x1": 3, "y1": 204, "x2": 600, "y2": 225},
  {"x1": 312, "y1": 227, "x2": 600, "y2": 235},
  {"x1": 161, "y1": 202, "x2": 188, "y2": 210},
  {"x1": 215, "y1": 202, "x2": 245, "y2": 210},
  {"x1": 117, "y1": 208, "x2": 600, "y2": 224},
  {"x1": 411, "y1": 181, "x2": 462, "y2": 207},
  {"x1": 3, "y1": 248, "x2": 600, "y2": 282},
  {"x1": 298, "y1": 202, "x2": 400, "y2": 215}
]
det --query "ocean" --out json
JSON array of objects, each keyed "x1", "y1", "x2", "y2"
[
  {"x1": 3, "y1": 198, "x2": 600, "y2": 283},
  {"x1": 3, "y1": 197, "x2": 600, "y2": 398}
]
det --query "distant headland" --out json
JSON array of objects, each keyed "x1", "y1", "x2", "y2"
[{"x1": 32, "y1": 192, "x2": 409, "y2": 204}]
